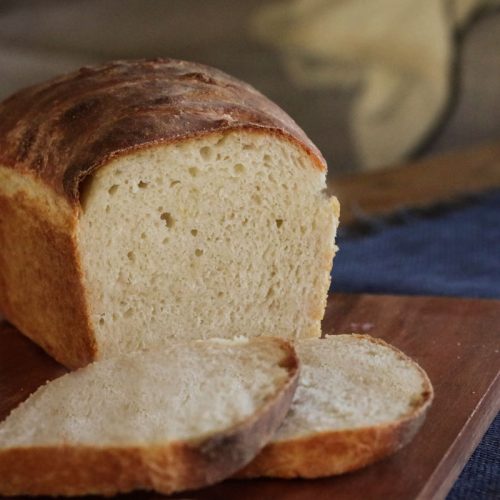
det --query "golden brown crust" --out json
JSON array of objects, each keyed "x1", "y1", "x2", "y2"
[
  {"x1": 237, "y1": 407, "x2": 430, "y2": 478},
  {"x1": 0, "y1": 338, "x2": 299, "y2": 495},
  {"x1": 237, "y1": 334, "x2": 434, "y2": 478},
  {"x1": 0, "y1": 170, "x2": 96, "y2": 369},
  {"x1": 0, "y1": 58, "x2": 325, "y2": 203}
]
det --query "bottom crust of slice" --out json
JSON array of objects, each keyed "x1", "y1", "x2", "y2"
[{"x1": 236, "y1": 407, "x2": 430, "y2": 478}]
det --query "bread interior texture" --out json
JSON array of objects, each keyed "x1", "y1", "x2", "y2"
[
  {"x1": 274, "y1": 336, "x2": 429, "y2": 441},
  {"x1": 77, "y1": 131, "x2": 338, "y2": 356},
  {"x1": 0, "y1": 338, "x2": 292, "y2": 446}
]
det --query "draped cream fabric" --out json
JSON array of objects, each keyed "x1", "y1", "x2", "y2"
[{"x1": 251, "y1": 0, "x2": 499, "y2": 169}]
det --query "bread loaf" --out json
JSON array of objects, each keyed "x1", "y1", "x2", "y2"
[
  {"x1": 0, "y1": 59, "x2": 339, "y2": 368},
  {"x1": 238, "y1": 334, "x2": 433, "y2": 478},
  {"x1": 0, "y1": 337, "x2": 299, "y2": 495}
]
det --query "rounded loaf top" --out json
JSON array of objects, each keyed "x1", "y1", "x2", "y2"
[{"x1": 0, "y1": 58, "x2": 326, "y2": 202}]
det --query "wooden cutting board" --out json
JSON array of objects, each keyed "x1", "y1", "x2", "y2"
[{"x1": 1, "y1": 292, "x2": 499, "y2": 500}]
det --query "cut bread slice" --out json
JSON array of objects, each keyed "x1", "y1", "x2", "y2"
[
  {"x1": 0, "y1": 337, "x2": 299, "y2": 496},
  {"x1": 238, "y1": 334, "x2": 433, "y2": 478}
]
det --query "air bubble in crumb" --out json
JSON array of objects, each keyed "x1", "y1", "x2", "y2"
[
  {"x1": 170, "y1": 180, "x2": 180, "y2": 188},
  {"x1": 191, "y1": 229, "x2": 198, "y2": 236},
  {"x1": 127, "y1": 251, "x2": 135, "y2": 262},
  {"x1": 200, "y1": 146, "x2": 213, "y2": 161},
  {"x1": 124, "y1": 308, "x2": 134, "y2": 318},
  {"x1": 234, "y1": 163, "x2": 245, "y2": 174},
  {"x1": 108, "y1": 184, "x2": 119, "y2": 195},
  {"x1": 276, "y1": 219, "x2": 283, "y2": 228},
  {"x1": 99, "y1": 318, "x2": 105, "y2": 326},
  {"x1": 195, "y1": 249, "x2": 203, "y2": 257},
  {"x1": 188, "y1": 167, "x2": 199, "y2": 177},
  {"x1": 138, "y1": 181, "x2": 148, "y2": 188},
  {"x1": 160, "y1": 212, "x2": 174, "y2": 228}
]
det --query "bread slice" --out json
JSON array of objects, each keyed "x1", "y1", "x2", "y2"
[
  {"x1": 0, "y1": 59, "x2": 339, "y2": 368},
  {"x1": 0, "y1": 337, "x2": 299, "y2": 496},
  {"x1": 238, "y1": 334, "x2": 433, "y2": 478}
]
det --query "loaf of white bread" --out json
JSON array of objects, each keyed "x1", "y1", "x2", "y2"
[
  {"x1": 0, "y1": 60, "x2": 433, "y2": 496},
  {"x1": 0, "y1": 59, "x2": 339, "y2": 369}
]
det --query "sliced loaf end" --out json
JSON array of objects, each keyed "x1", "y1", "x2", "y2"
[{"x1": 238, "y1": 334, "x2": 433, "y2": 478}]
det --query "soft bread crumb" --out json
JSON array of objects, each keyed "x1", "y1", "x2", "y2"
[
  {"x1": 273, "y1": 335, "x2": 431, "y2": 441},
  {"x1": 0, "y1": 338, "x2": 293, "y2": 447},
  {"x1": 77, "y1": 130, "x2": 338, "y2": 356}
]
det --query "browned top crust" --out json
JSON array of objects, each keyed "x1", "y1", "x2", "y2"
[{"x1": 0, "y1": 58, "x2": 325, "y2": 203}]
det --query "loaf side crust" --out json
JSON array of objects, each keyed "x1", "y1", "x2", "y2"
[
  {"x1": 0, "y1": 338, "x2": 299, "y2": 495},
  {"x1": 0, "y1": 58, "x2": 326, "y2": 203},
  {"x1": 237, "y1": 335, "x2": 434, "y2": 478},
  {"x1": 0, "y1": 167, "x2": 96, "y2": 369}
]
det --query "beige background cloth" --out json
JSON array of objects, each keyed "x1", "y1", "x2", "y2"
[
  {"x1": 251, "y1": 0, "x2": 500, "y2": 169},
  {"x1": 0, "y1": 1, "x2": 499, "y2": 173}
]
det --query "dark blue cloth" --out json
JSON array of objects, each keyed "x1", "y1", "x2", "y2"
[
  {"x1": 332, "y1": 191, "x2": 500, "y2": 299},
  {"x1": 331, "y1": 190, "x2": 500, "y2": 499}
]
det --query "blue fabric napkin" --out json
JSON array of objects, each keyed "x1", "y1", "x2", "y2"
[{"x1": 331, "y1": 190, "x2": 500, "y2": 499}]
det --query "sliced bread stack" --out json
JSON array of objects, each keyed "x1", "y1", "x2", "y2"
[{"x1": 0, "y1": 332, "x2": 433, "y2": 495}]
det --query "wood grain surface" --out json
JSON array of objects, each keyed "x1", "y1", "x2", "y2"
[
  {"x1": 1, "y1": 292, "x2": 499, "y2": 500},
  {"x1": 331, "y1": 141, "x2": 500, "y2": 225}
]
